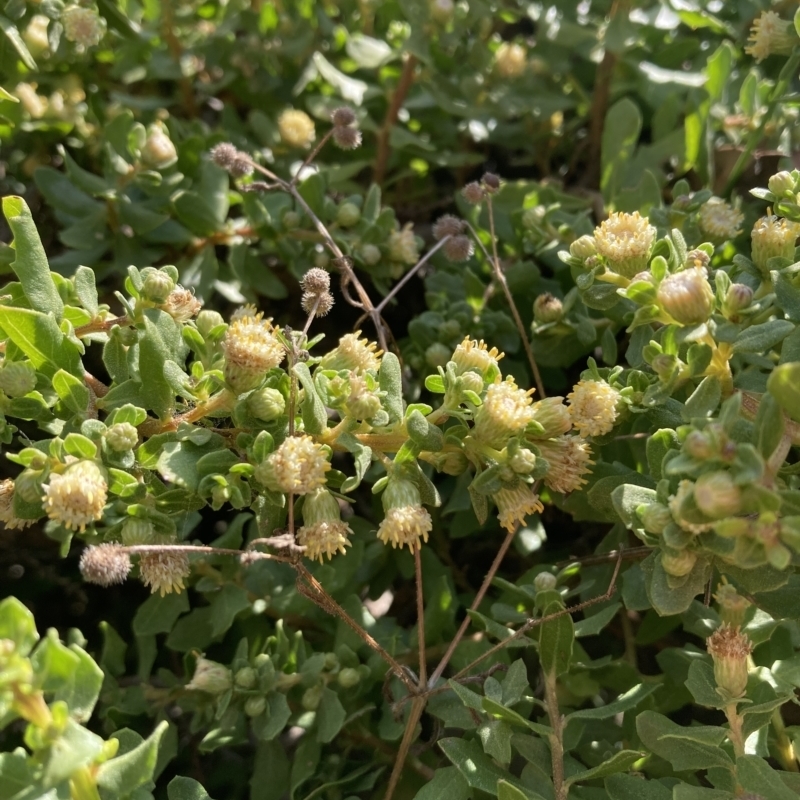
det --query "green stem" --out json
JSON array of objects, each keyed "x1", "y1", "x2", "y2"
[{"x1": 544, "y1": 671, "x2": 568, "y2": 800}]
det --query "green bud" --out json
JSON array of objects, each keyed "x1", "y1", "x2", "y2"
[
  {"x1": 661, "y1": 549, "x2": 697, "y2": 578},
  {"x1": 105, "y1": 422, "x2": 139, "y2": 452},
  {"x1": 430, "y1": 0, "x2": 454, "y2": 23},
  {"x1": 141, "y1": 270, "x2": 176, "y2": 303},
  {"x1": 360, "y1": 244, "x2": 381, "y2": 266},
  {"x1": 656, "y1": 267, "x2": 715, "y2": 325},
  {"x1": 569, "y1": 235, "x2": 597, "y2": 261},
  {"x1": 244, "y1": 695, "x2": 266, "y2": 717},
  {"x1": 723, "y1": 283, "x2": 753, "y2": 319},
  {"x1": 337, "y1": 667, "x2": 361, "y2": 688},
  {"x1": 684, "y1": 430, "x2": 714, "y2": 460},
  {"x1": 345, "y1": 389, "x2": 381, "y2": 421},
  {"x1": 693, "y1": 471, "x2": 741, "y2": 519},
  {"x1": 247, "y1": 388, "x2": 286, "y2": 422},
  {"x1": 428, "y1": 449, "x2": 469, "y2": 476},
  {"x1": 186, "y1": 657, "x2": 232, "y2": 694},
  {"x1": 509, "y1": 447, "x2": 537, "y2": 474},
  {"x1": 140, "y1": 126, "x2": 178, "y2": 169},
  {"x1": 533, "y1": 293, "x2": 563, "y2": 324},
  {"x1": 768, "y1": 171, "x2": 795, "y2": 197},
  {"x1": 302, "y1": 685, "x2": 322, "y2": 711},
  {"x1": 640, "y1": 503, "x2": 671, "y2": 534},
  {"x1": 235, "y1": 667, "x2": 257, "y2": 689},
  {"x1": 533, "y1": 572, "x2": 557, "y2": 592},
  {"x1": 323, "y1": 653, "x2": 339, "y2": 670},
  {"x1": 283, "y1": 211, "x2": 301, "y2": 229},
  {"x1": 196, "y1": 310, "x2": 225, "y2": 337},
  {"x1": 120, "y1": 517, "x2": 155, "y2": 545},
  {"x1": 14, "y1": 470, "x2": 43, "y2": 503},
  {"x1": 458, "y1": 371, "x2": 484, "y2": 395},
  {"x1": 0, "y1": 361, "x2": 36, "y2": 398},
  {"x1": 337, "y1": 202, "x2": 361, "y2": 227},
  {"x1": 425, "y1": 342, "x2": 451, "y2": 369}
]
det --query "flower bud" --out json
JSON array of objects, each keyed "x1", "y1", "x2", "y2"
[
  {"x1": 314, "y1": 251, "x2": 330, "y2": 269},
  {"x1": 693, "y1": 471, "x2": 741, "y2": 519},
  {"x1": 61, "y1": 5, "x2": 106, "y2": 47},
  {"x1": 235, "y1": 667, "x2": 257, "y2": 689},
  {"x1": 533, "y1": 572, "x2": 557, "y2": 592},
  {"x1": 186, "y1": 657, "x2": 232, "y2": 694},
  {"x1": 522, "y1": 206, "x2": 546, "y2": 229},
  {"x1": 302, "y1": 685, "x2": 322, "y2": 710},
  {"x1": 0, "y1": 361, "x2": 36, "y2": 398},
  {"x1": 105, "y1": 422, "x2": 139, "y2": 452},
  {"x1": 482, "y1": 173, "x2": 501, "y2": 193},
  {"x1": 458, "y1": 371, "x2": 484, "y2": 395},
  {"x1": 120, "y1": 517, "x2": 154, "y2": 545},
  {"x1": 140, "y1": 127, "x2": 178, "y2": 170},
  {"x1": 388, "y1": 224, "x2": 419, "y2": 265},
  {"x1": 656, "y1": 267, "x2": 715, "y2": 325},
  {"x1": 750, "y1": 215, "x2": 800, "y2": 275},
  {"x1": 684, "y1": 430, "x2": 714, "y2": 460},
  {"x1": 745, "y1": 11, "x2": 799, "y2": 63},
  {"x1": 714, "y1": 581, "x2": 750, "y2": 628},
  {"x1": 247, "y1": 387, "x2": 286, "y2": 422},
  {"x1": 360, "y1": 244, "x2": 381, "y2": 266},
  {"x1": 337, "y1": 667, "x2": 361, "y2": 688},
  {"x1": 569, "y1": 235, "x2": 597, "y2": 261},
  {"x1": 14, "y1": 470, "x2": 43, "y2": 504},
  {"x1": 196, "y1": 310, "x2": 225, "y2": 338},
  {"x1": 494, "y1": 42, "x2": 527, "y2": 78},
  {"x1": 661, "y1": 549, "x2": 697, "y2": 577},
  {"x1": 706, "y1": 624, "x2": 753, "y2": 699},
  {"x1": 640, "y1": 503, "x2": 671, "y2": 535},
  {"x1": 428, "y1": 449, "x2": 469, "y2": 476},
  {"x1": 245, "y1": 696, "x2": 266, "y2": 717},
  {"x1": 685, "y1": 249, "x2": 711, "y2": 269},
  {"x1": 425, "y1": 342, "x2": 452, "y2": 368},
  {"x1": 533, "y1": 293, "x2": 563, "y2": 324},
  {"x1": 430, "y1": 0, "x2": 454, "y2": 23},
  {"x1": 345, "y1": 376, "x2": 381, "y2": 421},
  {"x1": 509, "y1": 448, "x2": 537, "y2": 475},
  {"x1": 337, "y1": 202, "x2": 361, "y2": 227},
  {"x1": 593, "y1": 212, "x2": 655, "y2": 277},
  {"x1": 723, "y1": 283, "x2": 753, "y2": 319},
  {"x1": 768, "y1": 171, "x2": 796, "y2": 196}
]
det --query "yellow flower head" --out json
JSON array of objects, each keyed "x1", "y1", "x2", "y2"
[
  {"x1": 42, "y1": 461, "x2": 107, "y2": 532},
  {"x1": 566, "y1": 380, "x2": 621, "y2": 438},
  {"x1": 493, "y1": 483, "x2": 543, "y2": 532},
  {"x1": 319, "y1": 331, "x2": 382, "y2": 373},
  {"x1": 473, "y1": 378, "x2": 536, "y2": 446},
  {"x1": 745, "y1": 11, "x2": 797, "y2": 63},
  {"x1": 258, "y1": 435, "x2": 330, "y2": 495},
  {"x1": 594, "y1": 211, "x2": 656, "y2": 277},
  {"x1": 697, "y1": 198, "x2": 744, "y2": 242},
  {"x1": 278, "y1": 109, "x2": 316, "y2": 148},
  {"x1": 538, "y1": 435, "x2": 593, "y2": 495},
  {"x1": 139, "y1": 550, "x2": 190, "y2": 596},
  {"x1": 452, "y1": 337, "x2": 503, "y2": 377}
]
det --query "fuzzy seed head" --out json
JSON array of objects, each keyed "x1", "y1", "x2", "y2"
[
  {"x1": 494, "y1": 42, "x2": 527, "y2": 78},
  {"x1": 594, "y1": 211, "x2": 656, "y2": 277},
  {"x1": 302, "y1": 290, "x2": 333, "y2": 317},
  {"x1": 259, "y1": 435, "x2": 330, "y2": 495},
  {"x1": 474, "y1": 378, "x2": 536, "y2": 446},
  {"x1": 0, "y1": 479, "x2": 33, "y2": 530},
  {"x1": 0, "y1": 361, "x2": 36, "y2": 398},
  {"x1": 319, "y1": 331, "x2": 382, "y2": 373},
  {"x1": 493, "y1": 483, "x2": 543, "y2": 532},
  {"x1": 745, "y1": 11, "x2": 797, "y2": 63},
  {"x1": 139, "y1": 550, "x2": 190, "y2": 596},
  {"x1": 443, "y1": 235, "x2": 474, "y2": 262},
  {"x1": 388, "y1": 223, "x2": 419, "y2": 265},
  {"x1": 79, "y1": 544, "x2": 131, "y2": 587},
  {"x1": 697, "y1": 198, "x2": 744, "y2": 241},
  {"x1": 278, "y1": 109, "x2": 316, "y2": 149},
  {"x1": 42, "y1": 461, "x2": 107, "y2": 532},
  {"x1": 707, "y1": 624, "x2": 753, "y2": 698},
  {"x1": 538, "y1": 435, "x2": 593, "y2": 495},
  {"x1": 482, "y1": 173, "x2": 501, "y2": 192},
  {"x1": 332, "y1": 126, "x2": 362, "y2": 150},
  {"x1": 530, "y1": 397, "x2": 573, "y2": 438},
  {"x1": 61, "y1": 5, "x2": 106, "y2": 47},
  {"x1": 452, "y1": 337, "x2": 503, "y2": 377},
  {"x1": 750, "y1": 215, "x2": 800, "y2": 273},
  {"x1": 331, "y1": 107, "x2": 357, "y2": 127},
  {"x1": 656, "y1": 267, "x2": 715, "y2": 325},
  {"x1": 567, "y1": 379, "x2": 621, "y2": 438},
  {"x1": 433, "y1": 214, "x2": 466, "y2": 240},
  {"x1": 462, "y1": 182, "x2": 485, "y2": 204},
  {"x1": 160, "y1": 287, "x2": 202, "y2": 323},
  {"x1": 301, "y1": 268, "x2": 331, "y2": 295},
  {"x1": 209, "y1": 142, "x2": 238, "y2": 169}
]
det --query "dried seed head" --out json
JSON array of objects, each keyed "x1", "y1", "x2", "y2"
[
  {"x1": 302, "y1": 290, "x2": 334, "y2": 317},
  {"x1": 160, "y1": 286, "x2": 203, "y2": 323},
  {"x1": 79, "y1": 544, "x2": 131, "y2": 587},
  {"x1": 301, "y1": 268, "x2": 331, "y2": 295},
  {"x1": 685, "y1": 249, "x2": 711, "y2": 269},
  {"x1": 331, "y1": 107, "x2": 356, "y2": 127},
  {"x1": 493, "y1": 483, "x2": 543, "y2": 532},
  {"x1": 229, "y1": 154, "x2": 254, "y2": 178},
  {"x1": 707, "y1": 624, "x2": 753, "y2": 698},
  {"x1": 209, "y1": 142, "x2": 238, "y2": 170},
  {"x1": 482, "y1": 172, "x2": 501, "y2": 193},
  {"x1": 332, "y1": 126, "x2": 362, "y2": 150},
  {"x1": 139, "y1": 550, "x2": 190, "y2": 596},
  {"x1": 567, "y1": 379, "x2": 621, "y2": 438},
  {"x1": 443, "y1": 235, "x2": 474, "y2": 262},
  {"x1": 462, "y1": 182, "x2": 485, "y2": 204},
  {"x1": 432, "y1": 214, "x2": 466, "y2": 240}
]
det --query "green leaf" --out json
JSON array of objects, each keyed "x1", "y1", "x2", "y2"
[
  {"x1": 168, "y1": 777, "x2": 215, "y2": 800},
  {"x1": 685, "y1": 660, "x2": 725, "y2": 709},
  {"x1": 732, "y1": 320, "x2": 794, "y2": 354},
  {"x1": 311, "y1": 52, "x2": 368, "y2": 105},
  {"x1": 635, "y1": 711, "x2": 733, "y2": 771},
  {"x1": 253, "y1": 692, "x2": 292, "y2": 742},
  {"x1": 565, "y1": 750, "x2": 644, "y2": 786},
  {"x1": 737, "y1": 756, "x2": 797, "y2": 800},
  {"x1": 132, "y1": 592, "x2": 189, "y2": 637},
  {"x1": 139, "y1": 310, "x2": 180, "y2": 418},
  {"x1": 611, "y1": 484, "x2": 657, "y2": 529},
  {"x1": 41, "y1": 719, "x2": 106, "y2": 785},
  {"x1": 406, "y1": 408, "x2": 444, "y2": 451},
  {"x1": 379, "y1": 353, "x2": 404, "y2": 423},
  {"x1": 574, "y1": 602, "x2": 621, "y2": 637},
  {"x1": 439, "y1": 737, "x2": 530, "y2": 796},
  {"x1": 316, "y1": 687, "x2": 346, "y2": 743},
  {"x1": 481, "y1": 697, "x2": 552, "y2": 737},
  {"x1": 338, "y1": 432, "x2": 372, "y2": 493},
  {"x1": 683, "y1": 375, "x2": 721, "y2": 420},
  {"x1": 767, "y1": 362, "x2": 800, "y2": 424},
  {"x1": 538, "y1": 601, "x2": 574, "y2": 677},
  {"x1": 412, "y1": 767, "x2": 470, "y2": 800},
  {"x1": 0, "y1": 14, "x2": 36, "y2": 70},
  {"x1": 295, "y1": 362, "x2": 327, "y2": 435},
  {"x1": 498, "y1": 781, "x2": 546, "y2": 800},
  {"x1": 209, "y1": 584, "x2": 250, "y2": 638},
  {"x1": 605, "y1": 774, "x2": 671, "y2": 800},
  {"x1": 478, "y1": 719, "x2": 513, "y2": 765},
  {"x1": 53, "y1": 370, "x2": 91, "y2": 417},
  {"x1": 642, "y1": 552, "x2": 711, "y2": 615},
  {"x1": 601, "y1": 98, "x2": 642, "y2": 204},
  {"x1": 2, "y1": 196, "x2": 62, "y2": 318},
  {"x1": 566, "y1": 683, "x2": 658, "y2": 724},
  {"x1": 97, "y1": 721, "x2": 168, "y2": 795},
  {"x1": 0, "y1": 597, "x2": 38, "y2": 655},
  {"x1": 56, "y1": 645, "x2": 104, "y2": 722},
  {"x1": 0, "y1": 306, "x2": 81, "y2": 378}
]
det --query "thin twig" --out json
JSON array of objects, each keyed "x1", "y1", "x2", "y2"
[
  {"x1": 374, "y1": 54, "x2": 418, "y2": 185},
  {"x1": 382, "y1": 696, "x2": 425, "y2": 800},
  {"x1": 290, "y1": 129, "x2": 334, "y2": 188},
  {"x1": 375, "y1": 237, "x2": 450, "y2": 315},
  {"x1": 414, "y1": 546, "x2": 427, "y2": 688}
]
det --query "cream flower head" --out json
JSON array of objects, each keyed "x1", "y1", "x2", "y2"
[
  {"x1": 593, "y1": 211, "x2": 656, "y2": 277},
  {"x1": 566, "y1": 380, "x2": 621, "y2": 438},
  {"x1": 297, "y1": 487, "x2": 352, "y2": 562},
  {"x1": 278, "y1": 109, "x2": 316, "y2": 148},
  {"x1": 42, "y1": 461, "x2": 107, "y2": 532},
  {"x1": 257, "y1": 435, "x2": 330, "y2": 495},
  {"x1": 139, "y1": 550, "x2": 190, "y2": 596},
  {"x1": 473, "y1": 378, "x2": 536, "y2": 446},
  {"x1": 222, "y1": 312, "x2": 285, "y2": 391},
  {"x1": 319, "y1": 331, "x2": 382, "y2": 373},
  {"x1": 493, "y1": 483, "x2": 543, "y2": 532},
  {"x1": 750, "y1": 214, "x2": 800, "y2": 275},
  {"x1": 0, "y1": 478, "x2": 33, "y2": 531},
  {"x1": 697, "y1": 198, "x2": 744, "y2": 242},
  {"x1": 745, "y1": 11, "x2": 797, "y2": 63},
  {"x1": 452, "y1": 337, "x2": 503, "y2": 377},
  {"x1": 537, "y1": 436, "x2": 593, "y2": 495}
]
